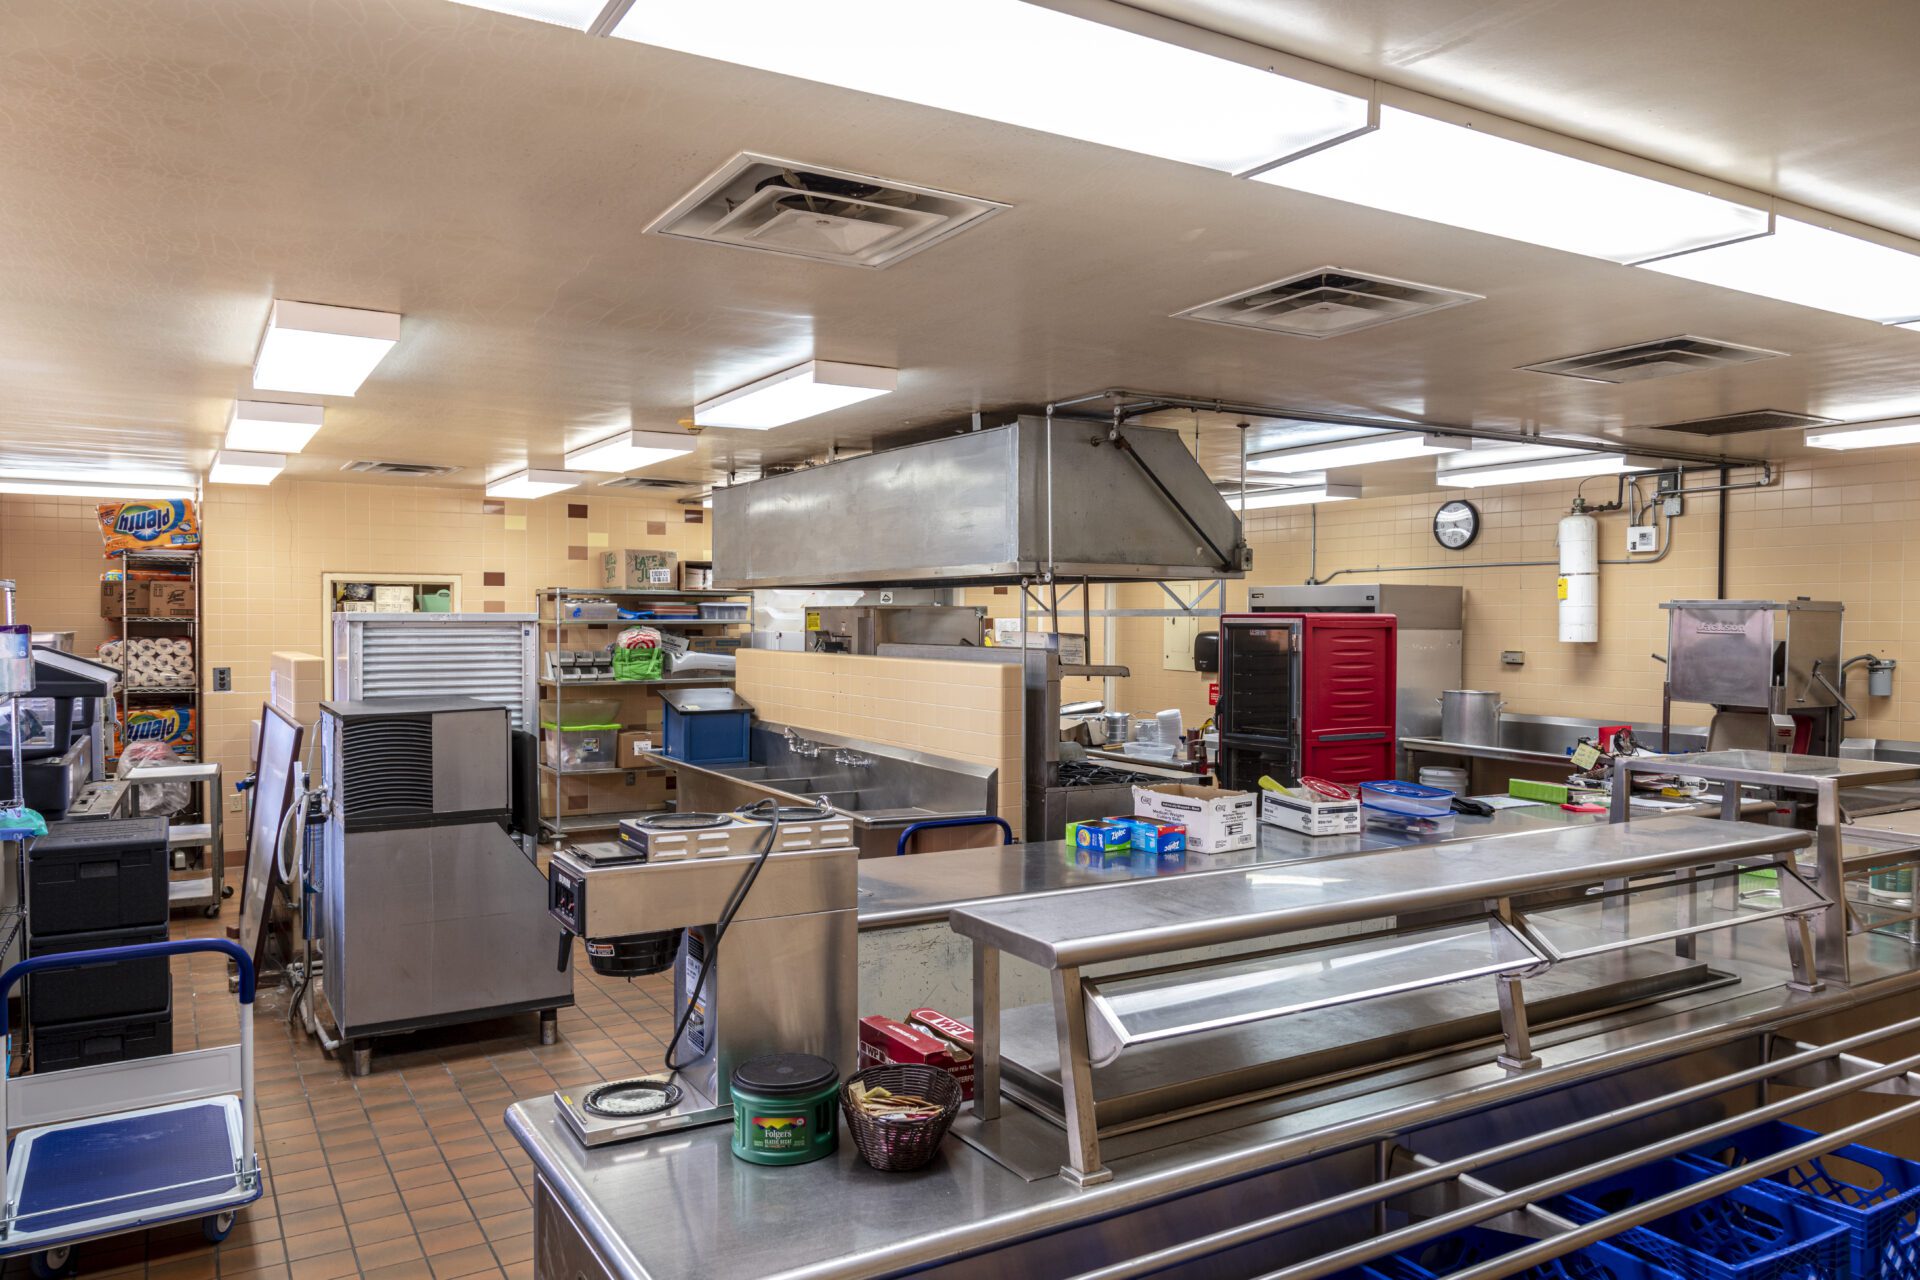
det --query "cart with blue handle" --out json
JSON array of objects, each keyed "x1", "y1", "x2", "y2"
[{"x1": 0, "y1": 939, "x2": 261, "y2": 1278}]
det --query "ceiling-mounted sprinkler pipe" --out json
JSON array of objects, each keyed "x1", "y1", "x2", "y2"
[{"x1": 1558, "y1": 498, "x2": 1599, "y2": 644}]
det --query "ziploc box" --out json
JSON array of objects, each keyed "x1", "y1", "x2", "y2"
[
  {"x1": 906, "y1": 1009, "x2": 976, "y2": 1100},
  {"x1": 858, "y1": 1016, "x2": 969, "y2": 1095},
  {"x1": 1124, "y1": 819, "x2": 1187, "y2": 870},
  {"x1": 1133, "y1": 783, "x2": 1257, "y2": 853},
  {"x1": 1260, "y1": 789, "x2": 1362, "y2": 837}
]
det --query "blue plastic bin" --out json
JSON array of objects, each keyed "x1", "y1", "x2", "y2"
[
  {"x1": 1374, "y1": 1226, "x2": 1681, "y2": 1280},
  {"x1": 658, "y1": 687, "x2": 753, "y2": 766},
  {"x1": 1682, "y1": 1122, "x2": 1920, "y2": 1280},
  {"x1": 1549, "y1": 1156, "x2": 1851, "y2": 1280}
]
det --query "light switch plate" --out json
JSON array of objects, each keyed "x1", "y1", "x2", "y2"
[
  {"x1": 1627, "y1": 525, "x2": 1658, "y2": 553},
  {"x1": 212, "y1": 666, "x2": 232, "y2": 692}
]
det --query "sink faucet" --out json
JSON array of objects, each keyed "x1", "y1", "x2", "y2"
[
  {"x1": 784, "y1": 727, "x2": 820, "y2": 760},
  {"x1": 831, "y1": 748, "x2": 873, "y2": 769}
]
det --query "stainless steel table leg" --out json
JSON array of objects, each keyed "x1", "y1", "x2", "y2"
[
  {"x1": 971, "y1": 940, "x2": 1001, "y2": 1122},
  {"x1": 540, "y1": 1007, "x2": 558, "y2": 1045},
  {"x1": 1051, "y1": 965, "x2": 1111, "y2": 1186},
  {"x1": 1495, "y1": 974, "x2": 1540, "y2": 1073},
  {"x1": 1814, "y1": 779, "x2": 1850, "y2": 987},
  {"x1": 1785, "y1": 913, "x2": 1826, "y2": 994}
]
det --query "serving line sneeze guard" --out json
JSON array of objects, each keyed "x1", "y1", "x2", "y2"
[{"x1": 948, "y1": 815, "x2": 1824, "y2": 1185}]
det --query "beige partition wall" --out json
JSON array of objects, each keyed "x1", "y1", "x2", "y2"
[{"x1": 736, "y1": 650, "x2": 1024, "y2": 837}]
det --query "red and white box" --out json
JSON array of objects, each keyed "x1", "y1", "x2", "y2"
[
  {"x1": 857, "y1": 1015, "x2": 973, "y2": 1100},
  {"x1": 906, "y1": 1008, "x2": 976, "y2": 1100}
]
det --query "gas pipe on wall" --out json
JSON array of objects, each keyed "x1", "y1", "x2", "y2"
[{"x1": 1557, "y1": 498, "x2": 1599, "y2": 643}]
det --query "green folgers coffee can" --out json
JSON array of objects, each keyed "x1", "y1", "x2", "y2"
[{"x1": 730, "y1": 1053, "x2": 840, "y2": 1166}]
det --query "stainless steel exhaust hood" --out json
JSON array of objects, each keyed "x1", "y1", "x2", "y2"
[{"x1": 712, "y1": 415, "x2": 1249, "y2": 588}]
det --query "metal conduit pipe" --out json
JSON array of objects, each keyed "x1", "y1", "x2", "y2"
[
  {"x1": 1308, "y1": 507, "x2": 1677, "y2": 584},
  {"x1": 1252, "y1": 1041, "x2": 1920, "y2": 1280},
  {"x1": 1068, "y1": 1009, "x2": 1920, "y2": 1280}
]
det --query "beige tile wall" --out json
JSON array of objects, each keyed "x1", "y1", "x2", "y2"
[
  {"x1": 1, "y1": 482, "x2": 716, "y2": 847},
  {"x1": 735, "y1": 649, "x2": 1025, "y2": 836}
]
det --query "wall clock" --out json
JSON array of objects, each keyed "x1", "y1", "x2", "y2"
[{"x1": 1434, "y1": 499, "x2": 1480, "y2": 550}]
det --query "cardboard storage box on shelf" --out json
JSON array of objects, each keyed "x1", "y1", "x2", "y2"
[
  {"x1": 269, "y1": 651, "x2": 324, "y2": 730},
  {"x1": 100, "y1": 577, "x2": 150, "y2": 617},
  {"x1": 679, "y1": 562, "x2": 714, "y2": 592},
  {"x1": 372, "y1": 584, "x2": 416, "y2": 612},
  {"x1": 337, "y1": 601, "x2": 378, "y2": 614},
  {"x1": 616, "y1": 730, "x2": 655, "y2": 768},
  {"x1": 1260, "y1": 789, "x2": 1363, "y2": 837},
  {"x1": 988, "y1": 621, "x2": 1088, "y2": 665},
  {"x1": 1133, "y1": 783, "x2": 1256, "y2": 853},
  {"x1": 540, "y1": 769, "x2": 651, "y2": 817},
  {"x1": 146, "y1": 580, "x2": 196, "y2": 618},
  {"x1": 600, "y1": 549, "x2": 679, "y2": 591}
]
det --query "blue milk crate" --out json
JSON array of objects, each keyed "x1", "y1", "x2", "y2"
[
  {"x1": 1549, "y1": 1156, "x2": 1852, "y2": 1280},
  {"x1": 1682, "y1": 1122, "x2": 1920, "y2": 1280},
  {"x1": 1373, "y1": 1225, "x2": 1682, "y2": 1280}
]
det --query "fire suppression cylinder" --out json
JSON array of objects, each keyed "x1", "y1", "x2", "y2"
[{"x1": 1557, "y1": 504, "x2": 1599, "y2": 643}]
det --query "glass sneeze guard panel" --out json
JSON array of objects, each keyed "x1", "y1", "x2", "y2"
[
  {"x1": 1081, "y1": 919, "x2": 1545, "y2": 1068},
  {"x1": 1519, "y1": 864, "x2": 1825, "y2": 962}
]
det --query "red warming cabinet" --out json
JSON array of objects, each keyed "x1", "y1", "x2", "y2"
[{"x1": 1214, "y1": 612, "x2": 1397, "y2": 790}]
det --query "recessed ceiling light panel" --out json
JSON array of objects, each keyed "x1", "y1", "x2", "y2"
[
  {"x1": 486, "y1": 468, "x2": 584, "y2": 499},
  {"x1": 1436, "y1": 452, "x2": 1657, "y2": 488},
  {"x1": 693, "y1": 360, "x2": 895, "y2": 430},
  {"x1": 1249, "y1": 430, "x2": 1470, "y2": 473},
  {"x1": 209, "y1": 450, "x2": 286, "y2": 486},
  {"x1": 1804, "y1": 417, "x2": 1920, "y2": 451},
  {"x1": 445, "y1": 0, "x2": 605, "y2": 29},
  {"x1": 1645, "y1": 216, "x2": 1920, "y2": 324},
  {"x1": 253, "y1": 300, "x2": 400, "y2": 397},
  {"x1": 565, "y1": 429, "x2": 698, "y2": 472},
  {"x1": 1255, "y1": 105, "x2": 1769, "y2": 264},
  {"x1": 613, "y1": 0, "x2": 1369, "y2": 174},
  {"x1": 227, "y1": 400, "x2": 325, "y2": 453}
]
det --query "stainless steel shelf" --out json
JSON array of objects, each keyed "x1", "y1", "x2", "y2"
[
  {"x1": 544, "y1": 618, "x2": 743, "y2": 627},
  {"x1": 537, "y1": 763, "x2": 661, "y2": 779},
  {"x1": 538, "y1": 588, "x2": 745, "y2": 600},
  {"x1": 537, "y1": 676, "x2": 733, "y2": 688},
  {"x1": 538, "y1": 808, "x2": 668, "y2": 835}
]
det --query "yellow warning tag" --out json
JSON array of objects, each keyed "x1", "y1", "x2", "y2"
[
  {"x1": 1556, "y1": 577, "x2": 1569, "y2": 601},
  {"x1": 805, "y1": 610, "x2": 821, "y2": 631}
]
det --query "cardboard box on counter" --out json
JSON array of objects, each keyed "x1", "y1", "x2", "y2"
[
  {"x1": 1133, "y1": 782, "x2": 1256, "y2": 853},
  {"x1": 1259, "y1": 788, "x2": 1362, "y2": 837},
  {"x1": 600, "y1": 548, "x2": 679, "y2": 591},
  {"x1": 858, "y1": 1015, "x2": 973, "y2": 1099},
  {"x1": 146, "y1": 580, "x2": 196, "y2": 618}
]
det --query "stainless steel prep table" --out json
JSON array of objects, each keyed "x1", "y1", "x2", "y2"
[{"x1": 508, "y1": 811, "x2": 1920, "y2": 1280}]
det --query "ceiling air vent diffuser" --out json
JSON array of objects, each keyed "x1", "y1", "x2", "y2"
[
  {"x1": 1176, "y1": 267, "x2": 1482, "y2": 339},
  {"x1": 1649, "y1": 409, "x2": 1835, "y2": 436},
  {"x1": 599, "y1": 476, "x2": 691, "y2": 490},
  {"x1": 340, "y1": 460, "x2": 463, "y2": 478},
  {"x1": 649, "y1": 154, "x2": 1007, "y2": 269},
  {"x1": 1522, "y1": 335, "x2": 1784, "y2": 383}
]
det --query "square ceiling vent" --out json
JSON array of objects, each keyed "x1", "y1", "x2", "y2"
[
  {"x1": 1521, "y1": 335, "x2": 1784, "y2": 383},
  {"x1": 648, "y1": 154, "x2": 1007, "y2": 269},
  {"x1": 340, "y1": 460, "x2": 462, "y2": 478},
  {"x1": 1647, "y1": 408, "x2": 1836, "y2": 436},
  {"x1": 1175, "y1": 267, "x2": 1483, "y2": 339}
]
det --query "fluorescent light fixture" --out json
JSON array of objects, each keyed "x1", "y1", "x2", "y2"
[
  {"x1": 1249, "y1": 430, "x2": 1470, "y2": 473},
  {"x1": 1230, "y1": 483, "x2": 1362, "y2": 509},
  {"x1": 485, "y1": 468, "x2": 584, "y2": 499},
  {"x1": 1646, "y1": 216, "x2": 1920, "y2": 324},
  {"x1": 564, "y1": 429, "x2": 697, "y2": 473},
  {"x1": 612, "y1": 0, "x2": 1369, "y2": 174},
  {"x1": 208, "y1": 450, "x2": 286, "y2": 486},
  {"x1": 0, "y1": 467, "x2": 196, "y2": 500},
  {"x1": 227, "y1": 400, "x2": 324, "y2": 453},
  {"x1": 693, "y1": 360, "x2": 896, "y2": 430},
  {"x1": 1804, "y1": 417, "x2": 1920, "y2": 451},
  {"x1": 253, "y1": 300, "x2": 401, "y2": 397},
  {"x1": 1254, "y1": 105, "x2": 1768, "y2": 264},
  {"x1": 445, "y1": 0, "x2": 604, "y2": 29},
  {"x1": 1436, "y1": 452, "x2": 1657, "y2": 488}
]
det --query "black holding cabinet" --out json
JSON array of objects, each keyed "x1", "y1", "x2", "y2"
[{"x1": 24, "y1": 817, "x2": 173, "y2": 1069}]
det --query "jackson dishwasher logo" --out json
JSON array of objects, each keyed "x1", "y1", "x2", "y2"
[{"x1": 1693, "y1": 621, "x2": 1754, "y2": 635}]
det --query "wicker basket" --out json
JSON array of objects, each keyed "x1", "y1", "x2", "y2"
[{"x1": 840, "y1": 1064, "x2": 963, "y2": 1172}]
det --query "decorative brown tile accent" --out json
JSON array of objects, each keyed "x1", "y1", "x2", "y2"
[
  {"x1": 566, "y1": 546, "x2": 587, "y2": 560},
  {"x1": 993, "y1": 585, "x2": 1009, "y2": 595},
  {"x1": 481, "y1": 500, "x2": 506, "y2": 516},
  {"x1": 482, "y1": 571, "x2": 506, "y2": 587},
  {"x1": 483, "y1": 600, "x2": 506, "y2": 613},
  {"x1": 567, "y1": 503, "x2": 588, "y2": 519},
  {"x1": 684, "y1": 510, "x2": 703, "y2": 524},
  {"x1": 646, "y1": 521, "x2": 666, "y2": 536}
]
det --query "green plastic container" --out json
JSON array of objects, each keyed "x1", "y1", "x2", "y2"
[{"x1": 730, "y1": 1053, "x2": 840, "y2": 1166}]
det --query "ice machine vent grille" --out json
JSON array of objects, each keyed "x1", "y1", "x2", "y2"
[
  {"x1": 1175, "y1": 267, "x2": 1482, "y2": 339},
  {"x1": 1521, "y1": 335, "x2": 1783, "y2": 383},
  {"x1": 650, "y1": 153, "x2": 1007, "y2": 269},
  {"x1": 1648, "y1": 408, "x2": 1835, "y2": 436},
  {"x1": 340, "y1": 460, "x2": 464, "y2": 477},
  {"x1": 339, "y1": 716, "x2": 433, "y2": 819}
]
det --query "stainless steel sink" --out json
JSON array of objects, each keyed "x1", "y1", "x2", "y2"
[{"x1": 654, "y1": 722, "x2": 1000, "y2": 858}]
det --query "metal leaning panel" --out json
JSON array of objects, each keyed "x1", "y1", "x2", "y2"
[
  {"x1": 332, "y1": 614, "x2": 538, "y2": 730},
  {"x1": 948, "y1": 816, "x2": 1810, "y2": 970}
]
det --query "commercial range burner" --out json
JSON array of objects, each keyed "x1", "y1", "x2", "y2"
[{"x1": 1057, "y1": 759, "x2": 1159, "y2": 788}]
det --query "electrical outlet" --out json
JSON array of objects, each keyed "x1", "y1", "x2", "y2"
[
  {"x1": 1501, "y1": 650, "x2": 1526, "y2": 667},
  {"x1": 227, "y1": 793, "x2": 245, "y2": 813},
  {"x1": 212, "y1": 666, "x2": 232, "y2": 692},
  {"x1": 1627, "y1": 525, "x2": 1659, "y2": 554}
]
